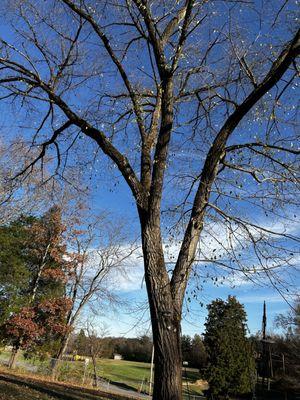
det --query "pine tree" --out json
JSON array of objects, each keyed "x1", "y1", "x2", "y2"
[
  {"x1": 74, "y1": 329, "x2": 87, "y2": 356},
  {"x1": 181, "y1": 335, "x2": 192, "y2": 363},
  {"x1": 0, "y1": 216, "x2": 35, "y2": 323},
  {"x1": 190, "y1": 334, "x2": 207, "y2": 369},
  {"x1": 204, "y1": 296, "x2": 255, "y2": 399}
]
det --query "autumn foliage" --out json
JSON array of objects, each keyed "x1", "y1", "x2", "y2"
[
  {"x1": 4, "y1": 297, "x2": 72, "y2": 350},
  {"x1": 37, "y1": 297, "x2": 73, "y2": 336},
  {"x1": 0, "y1": 207, "x2": 73, "y2": 355},
  {"x1": 4, "y1": 307, "x2": 43, "y2": 348}
]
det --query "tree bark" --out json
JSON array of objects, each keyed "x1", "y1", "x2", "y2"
[
  {"x1": 8, "y1": 346, "x2": 19, "y2": 369},
  {"x1": 152, "y1": 313, "x2": 182, "y2": 400},
  {"x1": 140, "y1": 216, "x2": 183, "y2": 400}
]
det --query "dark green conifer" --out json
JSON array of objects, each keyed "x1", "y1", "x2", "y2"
[{"x1": 204, "y1": 296, "x2": 255, "y2": 399}]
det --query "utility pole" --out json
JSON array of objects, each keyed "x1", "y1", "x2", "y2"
[
  {"x1": 282, "y1": 353, "x2": 285, "y2": 375},
  {"x1": 262, "y1": 301, "x2": 267, "y2": 341},
  {"x1": 149, "y1": 345, "x2": 154, "y2": 396},
  {"x1": 262, "y1": 301, "x2": 267, "y2": 389}
]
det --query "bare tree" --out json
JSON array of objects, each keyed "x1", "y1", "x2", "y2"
[
  {"x1": 51, "y1": 213, "x2": 134, "y2": 376},
  {"x1": 0, "y1": 1, "x2": 299, "y2": 398},
  {"x1": 0, "y1": 139, "x2": 55, "y2": 222},
  {"x1": 0, "y1": 136, "x2": 88, "y2": 224},
  {"x1": 85, "y1": 320, "x2": 109, "y2": 387}
]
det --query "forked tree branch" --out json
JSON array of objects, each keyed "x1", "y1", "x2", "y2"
[
  {"x1": 0, "y1": 58, "x2": 146, "y2": 208},
  {"x1": 171, "y1": 28, "x2": 300, "y2": 301},
  {"x1": 61, "y1": 0, "x2": 146, "y2": 142}
]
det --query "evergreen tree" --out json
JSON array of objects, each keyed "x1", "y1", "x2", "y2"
[
  {"x1": 181, "y1": 335, "x2": 192, "y2": 363},
  {"x1": 74, "y1": 329, "x2": 87, "y2": 355},
  {"x1": 204, "y1": 296, "x2": 255, "y2": 399},
  {"x1": 190, "y1": 334, "x2": 207, "y2": 370},
  {"x1": 0, "y1": 215, "x2": 35, "y2": 323},
  {"x1": 0, "y1": 207, "x2": 67, "y2": 320}
]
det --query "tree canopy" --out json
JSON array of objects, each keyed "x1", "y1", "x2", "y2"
[
  {"x1": 204, "y1": 296, "x2": 255, "y2": 398},
  {"x1": 0, "y1": 1, "x2": 299, "y2": 397},
  {"x1": 0, "y1": 216, "x2": 33, "y2": 323},
  {"x1": 0, "y1": 207, "x2": 71, "y2": 363}
]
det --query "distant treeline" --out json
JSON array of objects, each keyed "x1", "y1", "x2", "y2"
[{"x1": 67, "y1": 331, "x2": 207, "y2": 368}]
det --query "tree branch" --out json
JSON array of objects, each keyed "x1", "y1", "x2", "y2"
[
  {"x1": 61, "y1": 0, "x2": 146, "y2": 141},
  {"x1": 171, "y1": 27, "x2": 300, "y2": 301},
  {"x1": 0, "y1": 54, "x2": 146, "y2": 208}
]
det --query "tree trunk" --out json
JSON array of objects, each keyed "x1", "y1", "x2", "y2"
[
  {"x1": 8, "y1": 346, "x2": 19, "y2": 369},
  {"x1": 92, "y1": 354, "x2": 97, "y2": 387},
  {"x1": 140, "y1": 218, "x2": 183, "y2": 400},
  {"x1": 152, "y1": 313, "x2": 182, "y2": 400},
  {"x1": 51, "y1": 332, "x2": 71, "y2": 379}
]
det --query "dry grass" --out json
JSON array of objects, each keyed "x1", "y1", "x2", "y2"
[{"x1": 0, "y1": 379, "x2": 56, "y2": 400}]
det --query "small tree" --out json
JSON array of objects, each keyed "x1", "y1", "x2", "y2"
[
  {"x1": 4, "y1": 306, "x2": 44, "y2": 368},
  {"x1": 50, "y1": 213, "x2": 134, "y2": 376},
  {"x1": 275, "y1": 297, "x2": 300, "y2": 338},
  {"x1": 272, "y1": 298, "x2": 300, "y2": 392},
  {"x1": 4, "y1": 298, "x2": 72, "y2": 368},
  {"x1": 86, "y1": 322, "x2": 109, "y2": 387},
  {"x1": 204, "y1": 296, "x2": 255, "y2": 399},
  {"x1": 73, "y1": 329, "x2": 88, "y2": 356}
]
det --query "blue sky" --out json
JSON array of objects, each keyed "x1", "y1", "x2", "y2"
[
  {"x1": 0, "y1": 1, "x2": 299, "y2": 340},
  {"x1": 97, "y1": 260, "x2": 292, "y2": 338},
  {"x1": 87, "y1": 178, "x2": 298, "y2": 338}
]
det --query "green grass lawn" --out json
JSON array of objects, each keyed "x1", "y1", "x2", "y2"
[
  {"x1": 96, "y1": 359, "x2": 151, "y2": 391},
  {"x1": 94, "y1": 359, "x2": 206, "y2": 395},
  {"x1": 0, "y1": 350, "x2": 13, "y2": 361},
  {"x1": 55, "y1": 358, "x2": 205, "y2": 395},
  {"x1": 1, "y1": 349, "x2": 206, "y2": 396}
]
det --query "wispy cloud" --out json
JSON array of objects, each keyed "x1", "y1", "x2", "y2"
[
  {"x1": 108, "y1": 247, "x2": 144, "y2": 292},
  {"x1": 91, "y1": 216, "x2": 299, "y2": 293},
  {"x1": 237, "y1": 293, "x2": 284, "y2": 304}
]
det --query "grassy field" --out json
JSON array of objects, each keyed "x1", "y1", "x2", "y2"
[
  {"x1": 89, "y1": 359, "x2": 206, "y2": 395},
  {"x1": 97, "y1": 359, "x2": 150, "y2": 389},
  {"x1": 0, "y1": 350, "x2": 207, "y2": 396},
  {"x1": 0, "y1": 379, "x2": 56, "y2": 400},
  {"x1": 53, "y1": 358, "x2": 205, "y2": 394}
]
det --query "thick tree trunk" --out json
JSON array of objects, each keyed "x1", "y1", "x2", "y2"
[
  {"x1": 8, "y1": 346, "x2": 19, "y2": 369},
  {"x1": 152, "y1": 314, "x2": 182, "y2": 400},
  {"x1": 140, "y1": 218, "x2": 183, "y2": 400}
]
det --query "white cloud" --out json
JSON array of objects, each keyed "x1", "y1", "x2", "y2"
[
  {"x1": 90, "y1": 215, "x2": 299, "y2": 293},
  {"x1": 110, "y1": 242, "x2": 183, "y2": 292},
  {"x1": 237, "y1": 293, "x2": 284, "y2": 303},
  {"x1": 108, "y1": 247, "x2": 144, "y2": 292}
]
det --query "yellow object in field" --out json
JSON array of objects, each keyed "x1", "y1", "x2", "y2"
[{"x1": 73, "y1": 354, "x2": 86, "y2": 362}]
